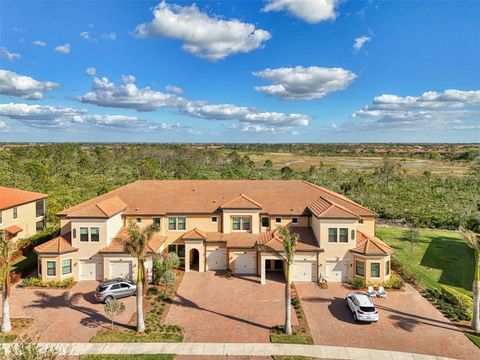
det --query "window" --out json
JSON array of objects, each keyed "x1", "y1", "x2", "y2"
[
  {"x1": 328, "y1": 228, "x2": 337, "y2": 242},
  {"x1": 47, "y1": 261, "x2": 56, "y2": 276},
  {"x1": 261, "y1": 217, "x2": 270, "y2": 227},
  {"x1": 90, "y1": 227, "x2": 100, "y2": 242},
  {"x1": 111, "y1": 284, "x2": 121, "y2": 290},
  {"x1": 355, "y1": 260, "x2": 365, "y2": 277},
  {"x1": 339, "y1": 228, "x2": 348, "y2": 242},
  {"x1": 36, "y1": 220, "x2": 44, "y2": 232},
  {"x1": 80, "y1": 227, "x2": 89, "y2": 242},
  {"x1": 168, "y1": 244, "x2": 185, "y2": 258},
  {"x1": 36, "y1": 200, "x2": 45, "y2": 217},
  {"x1": 13, "y1": 207, "x2": 17, "y2": 220},
  {"x1": 168, "y1": 217, "x2": 186, "y2": 230},
  {"x1": 153, "y1": 217, "x2": 161, "y2": 225},
  {"x1": 371, "y1": 262, "x2": 380, "y2": 278},
  {"x1": 62, "y1": 259, "x2": 72, "y2": 275},
  {"x1": 211, "y1": 216, "x2": 217, "y2": 223},
  {"x1": 275, "y1": 217, "x2": 281, "y2": 223},
  {"x1": 351, "y1": 229, "x2": 356, "y2": 240},
  {"x1": 359, "y1": 218, "x2": 364, "y2": 224},
  {"x1": 385, "y1": 260, "x2": 391, "y2": 276},
  {"x1": 292, "y1": 217, "x2": 298, "y2": 224},
  {"x1": 177, "y1": 217, "x2": 186, "y2": 230},
  {"x1": 135, "y1": 217, "x2": 142, "y2": 224},
  {"x1": 232, "y1": 216, "x2": 250, "y2": 231}
]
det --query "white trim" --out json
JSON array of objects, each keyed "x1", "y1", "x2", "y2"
[{"x1": 46, "y1": 260, "x2": 57, "y2": 278}]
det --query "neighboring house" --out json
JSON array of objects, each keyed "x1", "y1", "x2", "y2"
[
  {"x1": 0, "y1": 186, "x2": 48, "y2": 241},
  {"x1": 35, "y1": 180, "x2": 393, "y2": 284}
]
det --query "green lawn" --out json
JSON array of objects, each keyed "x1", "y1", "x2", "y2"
[{"x1": 376, "y1": 226, "x2": 474, "y2": 297}]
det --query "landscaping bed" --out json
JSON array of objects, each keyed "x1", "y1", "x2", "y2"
[
  {"x1": 80, "y1": 355, "x2": 174, "y2": 360},
  {"x1": 0, "y1": 318, "x2": 33, "y2": 343},
  {"x1": 19, "y1": 276, "x2": 76, "y2": 289},
  {"x1": 269, "y1": 287, "x2": 314, "y2": 345},
  {"x1": 90, "y1": 269, "x2": 184, "y2": 343}
]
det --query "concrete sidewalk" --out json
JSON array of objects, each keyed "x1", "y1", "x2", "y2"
[{"x1": 1, "y1": 342, "x2": 457, "y2": 359}]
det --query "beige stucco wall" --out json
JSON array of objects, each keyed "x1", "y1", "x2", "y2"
[
  {"x1": 38, "y1": 252, "x2": 77, "y2": 282},
  {"x1": 222, "y1": 210, "x2": 260, "y2": 234},
  {"x1": 357, "y1": 216, "x2": 376, "y2": 237},
  {"x1": 0, "y1": 200, "x2": 45, "y2": 240},
  {"x1": 263, "y1": 215, "x2": 309, "y2": 231}
]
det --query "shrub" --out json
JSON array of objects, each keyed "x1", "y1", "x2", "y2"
[
  {"x1": 291, "y1": 297, "x2": 300, "y2": 309},
  {"x1": 423, "y1": 288, "x2": 471, "y2": 321},
  {"x1": 383, "y1": 274, "x2": 404, "y2": 289},
  {"x1": 391, "y1": 258, "x2": 420, "y2": 287},
  {"x1": 350, "y1": 277, "x2": 366, "y2": 289},
  {"x1": 14, "y1": 227, "x2": 59, "y2": 257},
  {"x1": 19, "y1": 276, "x2": 75, "y2": 288}
]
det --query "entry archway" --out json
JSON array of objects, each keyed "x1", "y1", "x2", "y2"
[{"x1": 189, "y1": 248, "x2": 200, "y2": 271}]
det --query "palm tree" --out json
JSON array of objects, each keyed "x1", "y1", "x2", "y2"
[
  {"x1": 277, "y1": 226, "x2": 298, "y2": 335},
  {"x1": 0, "y1": 230, "x2": 15, "y2": 333},
  {"x1": 119, "y1": 222, "x2": 160, "y2": 333},
  {"x1": 460, "y1": 227, "x2": 480, "y2": 333}
]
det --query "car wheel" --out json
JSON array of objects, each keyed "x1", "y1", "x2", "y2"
[
  {"x1": 104, "y1": 296, "x2": 113, "y2": 303},
  {"x1": 353, "y1": 313, "x2": 358, "y2": 322}
]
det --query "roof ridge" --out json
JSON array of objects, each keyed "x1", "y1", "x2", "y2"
[{"x1": 302, "y1": 181, "x2": 376, "y2": 215}]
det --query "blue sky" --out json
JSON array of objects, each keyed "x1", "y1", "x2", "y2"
[{"x1": 1, "y1": 0, "x2": 479, "y2": 143}]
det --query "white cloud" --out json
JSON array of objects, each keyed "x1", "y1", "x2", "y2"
[
  {"x1": 0, "y1": 102, "x2": 186, "y2": 131},
  {"x1": 262, "y1": 0, "x2": 339, "y2": 23},
  {"x1": 165, "y1": 85, "x2": 184, "y2": 94},
  {"x1": 134, "y1": 2, "x2": 271, "y2": 61},
  {"x1": 1, "y1": 47, "x2": 21, "y2": 62},
  {"x1": 100, "y1": 32, "x2": 117, "y2": 40},
  {"x1": 32, "y1": 40, "x2": 47, "y2": 46},
  {"x1": 0, "y1": 70, "x2": 60, "y2": 100},
  {"x1": 253, "y1": 66, "x2": 356, "y2": 100},
  {"x1": 353, "y1": 35, "x2": 371, "y2": 51},
  {"x1": 80, "y1": 31, "x2": 96, "y2": 42},
  {"x1": 350, "y1": 89, "x2": 480, "y2": 131},
  {"x1": 54, "y1": 43, "x2": 71, "y2": 54},
  {"x1": 78, "y1": 74, "x2": 311, "y2": 132},
  {"x1": 0, "y1": 121, "x2": 7, "y2": 132},
  {"x1": 85, "y1": 67, "x2": 97, "y2": 76}
]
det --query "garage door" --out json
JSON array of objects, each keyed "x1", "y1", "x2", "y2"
[
  {"x1": 293, "y1": 261, "x2": 316, "y2": 282},
  {"x1": 326, "y1": 260, "x2": 349, "y2": 282},
  {"x1": 79, "y1": 260, "x2": 102, "y2": 281},
  {"x1": 233, "y1": 251, "x2": 257, "y2": 274},
  {"x1": 110, "y1": 260, "x2": 133, "y2": 280},
  {"x1": 206, "y1": 247, "x2": 227, "y2": 270}
]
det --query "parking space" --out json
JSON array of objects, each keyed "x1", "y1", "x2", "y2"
[
  {"x1": 10, "y1": 281, "x2": 136, "y2": 342},
  {"x1": 296, "y1": 282, "x2": 479, "y2": 359},
  {"x1": 165, "y1": 271, "x2": 297, "y2": 343}
]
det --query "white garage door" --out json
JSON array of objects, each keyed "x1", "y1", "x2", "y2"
[
  {"x1": 79, "y1": 260, "x2": 102, "y2": 281},
  {"x1": 206, "y1": 247, "x2": 227, "y2": 270},
  {"x1": 293, "y1": 261, "x2": 316, "y2": 282},
  {"x1": 110, "y1": 260, "x2": 133, "y2": 280},
  {"x1": 233, "y1": 251, "x2": 257, "y2": 274},
  {"x1": 326, "y1": 260, "x2": 349, "y2": 282}
]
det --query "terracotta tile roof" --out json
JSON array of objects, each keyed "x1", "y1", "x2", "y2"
[
  {"x1": 258, "y1": 227, "x2": 322, "y2": 252},
  {"x1": 99, "y1": 226, "x2": 166, "y2": 254},
  {"x1": 220, "y1": 194, "x2": 262, "y2": 210},
  {"x1": 351, "y1": 230, "x2": 395, "y2": 256},
  {"x1": 67, "y1": 195, "x2": 127, "y2": 219},
  {"x1": 308, "y1": 196, "x2": 360, "y2": 219},
  {"x1": 57, "y1": 180, "x2": 375, "y2": 218},
  {"x1": 182, "y1": 228, "x2": 207, "y2": 240},
  {"x1": 0, "y1": 186, "x2": 47, "y2": 211},
  {"x1": 4, "y1": 225, "x2": 23, "y2": 236},
  {"x1": 34, "y1": 233, "x2": 77, "y2": 254},
  {"x1": 202, "y1": 231, "x2": 258, "y2": 248}
]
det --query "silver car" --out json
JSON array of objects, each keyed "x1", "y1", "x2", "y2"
[
  {"x1": 94, "y1": 278, "x2": 137, "y2": 303},
  {"x1": 346, "y1": 293, "x2": 379, "y2": 322}
]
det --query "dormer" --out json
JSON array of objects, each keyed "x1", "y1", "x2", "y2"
[{"x1": 220, "y1": 194, "x2": 262, "y2": 234}]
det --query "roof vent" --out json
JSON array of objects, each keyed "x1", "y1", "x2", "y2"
[
  {"x1": 192, "y1": 188, "x2": 197, "y2": 192},
  {"x1": 135, "y1": 207, "x2": 139, "y2": 211},
  {"x1": 213, "y1": 200, "x2": 217, "y2": 203}
]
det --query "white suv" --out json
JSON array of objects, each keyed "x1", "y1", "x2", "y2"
[{"x1": 346, "y1": 293, "x2": 379, "y2": 322}]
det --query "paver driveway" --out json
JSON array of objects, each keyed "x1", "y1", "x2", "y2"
[
  {"x1": 165, "y1": 271, "x2": 296, "y2": 343},
  {"x1": 10, "y1": 281, "x2": 136, "y2": 342},
  {"x1": 296, "y1": 282, "x2": 479, "y2": 360}
]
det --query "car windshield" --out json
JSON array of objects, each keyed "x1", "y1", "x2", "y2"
[
  {"x1": 97, "y1": 285, "x2": 109, "y2": 293},
  {"x1": 360, "y1": 306, "x2": 376, "y2": 313}
]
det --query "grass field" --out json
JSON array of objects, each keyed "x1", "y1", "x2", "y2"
[{"x1": 376, "y1": 226, "x2": 474, "y2": 297}]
